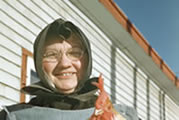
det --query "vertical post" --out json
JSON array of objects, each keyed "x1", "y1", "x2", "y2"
[
  {"x1": 146, "y1": 78, "x2": 150, "y2": 120},
  {"x1": 133, "y1": 65, "x2": 137, "y2": 109},
  {"x1": 163, "y1": 93, "x2": 166, "y2": 120},
  {"x1": 110, "y1": 45, "x2": 116, "y2": 103}
]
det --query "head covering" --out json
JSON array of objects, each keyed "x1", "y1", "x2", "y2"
[{"x1": 22, "y1": 18, "x2": 93, "y2": 94}]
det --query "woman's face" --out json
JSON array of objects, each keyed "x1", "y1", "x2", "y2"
[{"x1": 42, "y1": 34, "x2": 87, "y2": 94}]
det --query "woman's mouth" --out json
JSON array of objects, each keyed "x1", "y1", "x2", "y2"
[{"x1": 55, "y1": 72, "x2": 75, "y2": 79}]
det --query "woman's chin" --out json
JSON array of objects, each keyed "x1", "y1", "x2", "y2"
[
  {"x1": 55, "y1": 83, "x2": 77, "y2": 94},
  {"x1": 58, "y1": 87, "x2": 76, "y2": 94}
]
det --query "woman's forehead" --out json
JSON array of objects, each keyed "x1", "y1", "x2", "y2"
[{"x1": 45, "y1": 33, "x2": 83, "y2": 47}]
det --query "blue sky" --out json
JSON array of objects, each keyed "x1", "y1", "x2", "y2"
[{"x1": 114, "y1": 0, "x2": 179, "y2": 77}]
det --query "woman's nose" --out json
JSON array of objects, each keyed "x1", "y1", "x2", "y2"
[{"x1": 56, "y1": 53, "x2": 72, "y2": 68}]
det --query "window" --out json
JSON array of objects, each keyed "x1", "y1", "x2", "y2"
[{"x1": 20, "y1": 48, "x2": 40, "y2": 103}]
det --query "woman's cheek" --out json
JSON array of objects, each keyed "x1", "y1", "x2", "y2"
[
  {"x1": 76, "y1": 60, "x2": 85, "y2": 81},
  {"x1": 42, "y1": 62, "x2": 56, "y2": 74}
]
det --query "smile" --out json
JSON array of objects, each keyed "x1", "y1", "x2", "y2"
[
  {"x1": 55, "y1": 72, "x2": 75, "y2": 79},
  {"x1": 60, "y1": 73, "x2": 74, "y2": 76}
]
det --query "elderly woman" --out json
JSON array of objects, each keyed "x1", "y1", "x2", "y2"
[
  {"x1": 0, "y1": 19, "x2": 98, "y2": 119},
  {"x1": 24, "y1": 18, "x2": 98, "y2": 109}
]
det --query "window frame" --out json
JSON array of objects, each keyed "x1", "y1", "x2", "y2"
[{"x1": 20, "y1": 48, "x2": 33, "y2": 102}]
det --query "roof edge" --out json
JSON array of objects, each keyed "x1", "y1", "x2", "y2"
[{"x1": 99, "y1": 0, "x2": 179, "y2": 88}]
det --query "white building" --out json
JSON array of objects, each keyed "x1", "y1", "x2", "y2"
[{"x1": 0, "y1": 0, "x2": 179, "y2": 119}]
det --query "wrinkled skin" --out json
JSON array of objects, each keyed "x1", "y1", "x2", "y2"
[
  {"x1": 89, "y1": 74, "x2": 126, "y2": 120},
  {"x1": 42, "y1": 36, "x2": 88, "y2": 94}
]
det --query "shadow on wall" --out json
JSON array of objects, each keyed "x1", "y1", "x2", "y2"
[{"x1": 109, "y1": 20, "x2": 137, "y2": 108}]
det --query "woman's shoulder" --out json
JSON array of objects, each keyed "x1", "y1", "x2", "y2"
[{"x1": 0, "y1": 103, "x2": 34, "y2": 120}]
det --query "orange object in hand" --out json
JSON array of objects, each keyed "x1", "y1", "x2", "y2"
[{"x1": 89, "y1": 74, "x2": 126, "y2": 120}]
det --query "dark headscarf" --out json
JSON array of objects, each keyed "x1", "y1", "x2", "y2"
[{"x1": 22, "y1": 18, "x2": 94, "y2": 94}]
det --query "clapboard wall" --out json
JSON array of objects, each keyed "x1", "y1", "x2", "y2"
[
  {"x1": 0, "y1": 0, "x2": 62, "y2": 106},
  {"x1": 0, "y1": 0, "x2": 179, "y2": 119}
]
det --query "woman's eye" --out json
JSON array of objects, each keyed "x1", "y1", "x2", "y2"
[
  {"x1": 44, "y1": 52, "x2": 57, "y2": 58},
  {"x1": 69, "y1": 51, "x2": 81, "y2": 57}
]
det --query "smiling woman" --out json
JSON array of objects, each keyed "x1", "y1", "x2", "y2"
[
  {"x1": 21, "y1": 18, "x2": 97, "y2": 108},
  {"x1": 0, "y1": 18, "x2": 99, "y2": 119}
]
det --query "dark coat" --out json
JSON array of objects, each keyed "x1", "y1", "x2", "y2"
[
  {"x1": 25, "y1": 77, "x2": 98, "y2": 110},
  {"x1": 0, "y1": 77, "x2": 98, "y2": 119}
]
